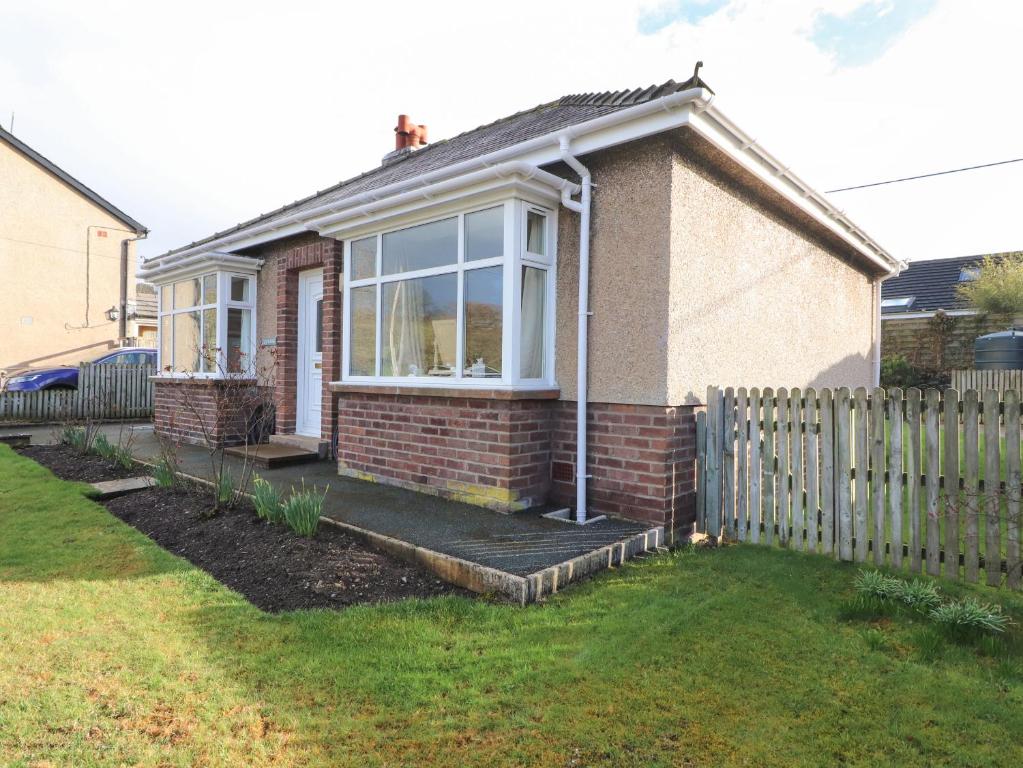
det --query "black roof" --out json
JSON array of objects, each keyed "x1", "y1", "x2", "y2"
[
  {"x1": 0, "y1": 125, "x2": 147, "y2": 234},
  {"x1": 156, "y1": 76, "x2": 712, "y2": 259},
  {"x1": 881, "y1": 253, "x2": 1014, "y2": 314}
]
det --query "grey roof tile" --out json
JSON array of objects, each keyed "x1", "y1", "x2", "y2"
[{"x1": 881, "y1": 252, "x2": 1019, "y2": 314}]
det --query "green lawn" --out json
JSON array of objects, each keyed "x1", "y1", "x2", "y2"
[{"x1": 2, "y1": 445, "x2": 1023, "y2": 767}]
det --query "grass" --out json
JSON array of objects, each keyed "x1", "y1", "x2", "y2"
[{"x1": 2, "y1": 445, "x2": 1023, "y2": 767}]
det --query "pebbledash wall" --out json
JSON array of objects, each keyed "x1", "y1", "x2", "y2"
[{"x1": 154, "y1": 130, "x2": 880, "y2": 536}]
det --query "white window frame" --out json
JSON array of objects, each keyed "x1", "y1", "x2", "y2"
[
  {"x1": 341, "y1": 198, "x2": 557, "y2": 389},
  {"x1": 156, "y1": 271, "x2": 258, "y2": 378}
]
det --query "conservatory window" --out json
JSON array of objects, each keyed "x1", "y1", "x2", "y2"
[
  {"x1": 157, "y1": 271, "x2": 255, "y2": 375},
  {"x1": 344, "y1": 200, "x2": 554, "y2": 386}
]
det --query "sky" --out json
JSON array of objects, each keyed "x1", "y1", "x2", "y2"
[{"x1": 1, "y1": 0, "x2": 1021, "y2": 264}]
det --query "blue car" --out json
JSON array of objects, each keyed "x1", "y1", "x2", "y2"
[{"x1": 5, "y1": 348, "x2": 157, "y2": 392}]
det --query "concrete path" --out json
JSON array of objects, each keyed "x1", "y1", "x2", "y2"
[{"x1": 4, "y1": 422, "x2": 663, "y2": 601}]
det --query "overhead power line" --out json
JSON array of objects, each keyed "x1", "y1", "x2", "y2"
[{"x1": 826, "y1": 156, "x2": 1023, "y2": 193}]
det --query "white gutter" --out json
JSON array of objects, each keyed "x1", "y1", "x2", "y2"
[
  {"x1": 141, "y1": 251, "x2": 265, "y2": 282},
  {"x1": 558, "y1": 136, "x2": 592, "y2": 524}
]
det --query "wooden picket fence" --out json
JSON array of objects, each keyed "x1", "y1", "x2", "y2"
[
  {"x1": 950, "y1": 369, "x2": 1023, "y2": 395},
  {"x1": 0, "y1": 364, "x2": 155, "y2": 422},
  {"x1": 696, "y1": 385, "x2": 1022, "y2": 590}
]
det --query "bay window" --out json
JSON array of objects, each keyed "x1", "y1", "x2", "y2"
[
  {"x1": 343, "y1": 199, "x2": 554, "y2": 387},
  {"x1": 157, "y1": 271, "x2": 256, "y2": 375}
]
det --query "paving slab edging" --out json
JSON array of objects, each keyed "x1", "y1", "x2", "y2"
[{"x1": 137, "y1": 459, "x2": 666, "y2": 605}]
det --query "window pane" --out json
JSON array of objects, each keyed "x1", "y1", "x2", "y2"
[
  {"x1": 174, "y1": 278, "x2": 200, "y2": 309},
  {"x1": 172, "y1": 311, "x2": 200, "y2": 372},
  {"x1": 349, "y1": 286, "x2": 376, "y2": 376},
  {"x1": 465, "y1": 206, "x2": 504, "y2": 262},
  {"x1": 382, "y1": 217, "x2": 457, "y2": 275},
  {"x1": 202, "y1": 308, "x2": 217, "y2": 373},
  {"x1": 526, "y1": 210, "x2": 546, "y2": 256},
  {"x1": 160, "y1": 284, "x2": 171, "y2": 313},
  {"x1": 315, "y1": 299, "x2": 323, "y2": 354},
  {"x1": 203, "y1": 274, "x2": 217, "y2": 305},
  {"x1": 381, "y1": 273, "x2": 456, "y2": 377},
  {"x1": 351, "y1": 237, "x2": 377, "y2": 280},
  {"x1": 160, "y1": 315, "x2": 172, "y2": 370},
  {"x1": 227, "y1": 308, "x2": 252, "y2": 373},
  {"x1": 230, "y1": 276, "x2": 250, "y2": 303},
  {"x1": 464, "y1": 267, "x2": 503, "y2": 377},
  {"x1": 520, "y1": 266, "x2": 546, "y2": 379}
]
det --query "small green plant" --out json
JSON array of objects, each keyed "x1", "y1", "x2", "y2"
[
  {"x1": 862, "y1": 627, "x2": 891, "y2": 653},
  {"x1": 217, "y1": 468, "x2": 236, "y2": 506},
  {"x1": 930, "y1": 598, "x2": 1011, "y2": 637},
  {"x1": 853, "y1": 570, "x2": 902, "y2": 600},
  {"x1": 891, "y1": 579, "x2": 943, "y2": 613},
  {"x1": 92, "y1": 434, "x2": 115, "y2": 461},
  {"x1": 282, "y1": 481, "x2": 328, "y2": 537},
  {"x1": 252, "y1": 476, "x2": 285, "y2": 523},
  {"x1": 110, "y1": 444, "x2": 135, "y2": 470},
  {"x1": 153, "y1": 457, "x2": 177, "y2": 488},
  {"x1": 60, "y1": 425, "x2": 87, "y2": 452}
]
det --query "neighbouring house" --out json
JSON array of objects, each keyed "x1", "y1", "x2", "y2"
[
  {"x1": 0, "y1": 125, "x2": 148, "y2": 377},
  {"x1": 141, "y1": 75, "x2": 900, "y2": 535},
  {"x1": 881, "y1": 253, "x2": 1021, "y2": 372},
  {"x1": 132, "y1": 283, "x2": 158, "y2": 347}
]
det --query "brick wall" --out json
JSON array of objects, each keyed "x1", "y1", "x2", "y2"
[
  {"x1": 251, "y1": 233, "x2": 343, "y2": 442},
  {"x1": 336, "y1": 391, "x2": 553, "y2": 511},
  {"x1": 549, "y1": 401, "x2": 698, "y2": 535},
  {"x1": 153, "y1": 379, "x2": 271, "y2": 447},
  {"x1": 335, "y1": 389, "x2": 697, "y2": 532},
  {"x1": 882, "y1": 312, "x2": 1021, "y2": 371}
]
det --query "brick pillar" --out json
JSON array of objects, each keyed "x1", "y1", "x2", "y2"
[{"x1": 274, "y1": 236, "x2": 343, "y2": 439}]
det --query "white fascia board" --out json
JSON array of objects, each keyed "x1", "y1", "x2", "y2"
[
  {"x1": 882, "y1": 309, "x2": 978, "y2": 320},
  {"x1": 144, "y1": 84, "x2": 900, "y2": 276},
  {"x1": 312, "y1": 170, "x2": 563, "y2": 241},
  {"x1": 141, "y1": 251, "x2": 264, "y2": 283}
]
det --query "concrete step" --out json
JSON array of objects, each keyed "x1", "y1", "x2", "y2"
[
  {"x1": 224, "y1": 442, "x2": 322, "y2": 469},
  {"x1": 269, "y1": 433, "x2": 330, "y2": 459}
]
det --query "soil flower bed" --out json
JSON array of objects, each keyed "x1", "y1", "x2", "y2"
[{"x1": 18, "y1": 444, "x2": 467, "y2": 611}]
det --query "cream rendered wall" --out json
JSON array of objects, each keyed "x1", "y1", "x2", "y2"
[
  {"x1": 555, "y1": 140, "x2": 674, "y2": 405},
  {"x1": 666, "y1": 149, "x2": 875, "y2": 405},
  {"x1": 0, "y1": 142, "x2": 137, "y2": 373}
]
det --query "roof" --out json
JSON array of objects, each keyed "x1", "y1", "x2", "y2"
[
  {"x1": 0, "y1": 125, "x2": 147, "y2": 234},
  {"x1": 156, "y1": 76, "x2": 712, "y2": 259},
  {"x1": 133, "y1": 293, "x2": 157, "y2": 320},
  {"x1": 881, "y1": 253, "x2": 1015, "y2": 315}
]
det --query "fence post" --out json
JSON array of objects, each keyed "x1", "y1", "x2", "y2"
[
  {"x1": 889, "y1": 389, "x2": 904, "y2": 569},
  {"x1": 943, "y1": 389, "x2": 960, "y2": 579},
  {"x1": 790, "y1": 388, "x2": 804, "y2": 551},
  {"x1": 736, "y1": 388, "x2": 749, "y2": 543},
  {"x1": 805, "y1": 389, "x2": 818, "y2": 554},
  {"x1": 836, "y1": 388, "x2": 852, "y2": 561},
  {"x1": 749, "y1": 388, "x2": 762, "y2": 545},
  {"x1": 853, "y1": 388, "x2": 869, "y2": 563},
  {"x1": 1005, "y1": 389, "x2": 1021, "y2": 590},
  {"x1": 820, "y1": 388, "x2": 835, "y2": 557},
  {"x1": 984, "y1": 389, "x2": 1002, "y2": 587},
  {"x1": 871, "y1": 387, "x2": 887, "y2": 566},
  {"x1": 924, "y1": 389, "x2": 942, "y2": 577},
  {"x1": 762, "y1": 388, "x2": 776, "y2": 546},
  {"x1": 777, "y1": 388, "x2": 790, "y2": 546},
  {"x1": 705, "y1": 385, "x2": 722, "y2": 537},
  {"x1": 723, "y1": 387, "x2": 736, "y2": 540}
]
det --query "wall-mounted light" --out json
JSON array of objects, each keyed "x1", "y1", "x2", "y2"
[{"x1": 105, "y1": 306, "x2": 119, "y2": 321}]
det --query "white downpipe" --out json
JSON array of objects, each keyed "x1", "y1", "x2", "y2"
[
  {"x1": 559, "y1": 136, "x2": 592, "y2": 524},
  {"x1": 872, "y1": 277, "x2": 883, "y2": 388}
]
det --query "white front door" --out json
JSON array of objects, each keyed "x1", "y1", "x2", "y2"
[{"x1": 296, "y1": 268, "x2": 324, "y2": 437}]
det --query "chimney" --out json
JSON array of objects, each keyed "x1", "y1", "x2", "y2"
[
  {"x1": 382, "y1": 114, "x2": 428, "y2": 165},
  {"x1": 395, "y1": 114, "x2": 428, "y2": 150}
]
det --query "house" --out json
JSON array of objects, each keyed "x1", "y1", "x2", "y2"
[
  {"x1": 140, "y1": 75, "x2": 899, "y2": 534},
  {"x1": 881, "y1": 253, "x2": 1020, "y2": 371},
  {"x1": 132, "y1": 283, "x2": 159, "y2": 347},
  {"x1": 0, "y1": 125, "x2": 148, "y2": 376}
]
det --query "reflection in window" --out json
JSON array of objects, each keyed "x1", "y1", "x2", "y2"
[
  {"x1": 351, "y1": 237, "x2": 377, "y2": 280},
  {"x1": 203, "y1": 274, "x2": 217, "y2": 304},
  {"x1": 464, "y1": 267, "x2": 503, "y2": 377},
  {"x1": 382, "y1": 273, "x2": 457, "y2": 376},
  {"x1": 173, "y1": 311, "x2": 201, "y2": 372},
  {"x1": 174, "y1": 278, "x2": 200, "y2": 309},
  {"x1": 202, "y1": 308, "x2": 217, "y2": 372},
  {"x1": 230, "y1": 276, "x2": 250, "y2": 303},
  {"x1": 520, "y1": 266, "x2": 546, "y2": 379},
  {"x1": 465, "y1": 206, "x2": 504, "y2": 262},
  {"x1": 349, "y1": 286, "x2": 376, "y2": 376},
  {"x1": 526, "y1": 210, "x2": 546, "y2": 256},
  {"x1": 160, "y1": 316, "x2": 172, "y2": 370},
  {"x1": 227, "y1": 308, "x2": 252, "y2": 373},
  {"x1": 382, "y1": 217, "x2": 457, "y2": 275}
]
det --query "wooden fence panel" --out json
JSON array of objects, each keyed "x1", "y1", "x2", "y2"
[
  {"x1": 723, "y1": 387, "x2": 736, "y2": 540},
  {"x1": 984, "y1": 389, "x2": 1002, "y2": 587},
  {"x1": 836, "y1": 387, "x2": 853, "y2": 561},
  {"x1": 0, "y1": 364, "x2": 155, "y2": 423},
  {"x1": 871, "y1": 387, "x2": 887, "y2": 566},
  {"x1": 889, "y1": 389, "x2": 904, "y2": 569},
  {"x1": 925, "y1": 389, "x2": 942, "y2": 577},
  {"x1": 943, "y1": 389, "x2": 960, "y2": 579},
  {"x1": 963, "y1": 389, "x2": 980, "y2": 583},
  {"x1": 791, "y1": 388, "x2": 804, "y2": 550},
  {"x1": 907, "y1": 389, "x2": 922, "y2": 574},
  {"x1": 737, "y1": 388, "x2": 749, "y2": 543},
  {"x1": 762, "y1": 388, "x2": 776, "y2": 546},
  {"x1": 749, "y1": 388, "x2": 762, "y2": 545},
  {"x1": 951, "y1": 369, "x2": 1023, "y2": 394},
  {"x1": 820, "y1": 388, "x2": 835, "y2": 557},
  {"x1": 805, "y1": 389, "x2": 819, "y2": 554},
  {"x1": 853, "y1": 388, "x2": 869, "y2": 562},
  {"x1": 1006, "y1": 390, "x2": 1021, "y2": 590}
]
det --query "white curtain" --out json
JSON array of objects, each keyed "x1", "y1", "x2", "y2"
[
  {"x1": 520, "y1": 267, "x2": 545, "y2": 378},
  {"x1": 386, "y1": 241, "x2": 426, "y2": 375}
]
